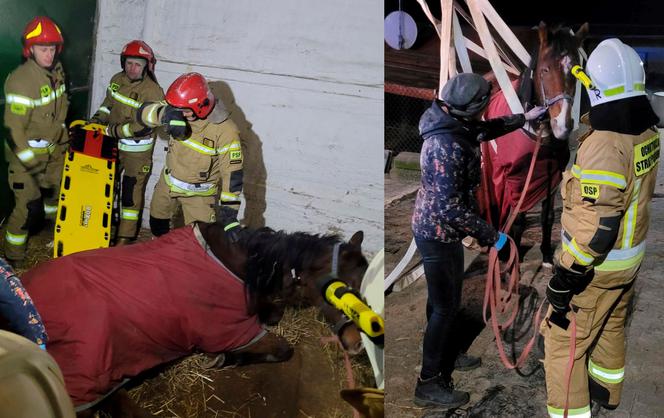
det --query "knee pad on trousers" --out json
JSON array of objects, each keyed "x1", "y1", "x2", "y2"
[
  {"x1": 121, "y1": 176, "x2": 137, "y2": 207},
  {"x1": 22, "y1": 198, "x2": 45, "y2": 235},
  {"x1": 588, "y1": 376, "x2": 617, "y2": 409},
  {"x1": 149, "y1": 216, "x2": 170, "y2": 236}
]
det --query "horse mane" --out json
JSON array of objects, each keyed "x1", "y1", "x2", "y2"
[
  {"x1": 237, "y1": 227, "x2": 341, "y2": 298},
  {"x1": 545, "y1": 25, "x2": 579, "y2": 57}
]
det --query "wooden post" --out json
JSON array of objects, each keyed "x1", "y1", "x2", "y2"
[
  {"x1": 452, "y1": 10, "x2": 472, "y2": 73},
  {"x1": 477, "y1": 0, "x2": 531, "y2": 67}
]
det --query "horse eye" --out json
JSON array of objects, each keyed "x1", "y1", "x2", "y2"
[{"x1": 541, "y1": 67, "x2": 550, "y2": 75}]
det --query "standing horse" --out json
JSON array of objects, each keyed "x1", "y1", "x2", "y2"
[
  {"x1": 479, "y1": 22, "x2": 588, "y2": 265},
  {"x1": 19, "y1": 222, "x2": 368, "y2": 416}
]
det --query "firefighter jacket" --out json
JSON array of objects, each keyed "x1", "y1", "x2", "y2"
[
  {"x1": 558, "y1": 127, "x2": 659, "y2": 286},
  {"x1": 91, "y1": 72, "x2": 164, "y2": 151},
  {"x1": 139, "y1": 101, "x2": 243, "y2": 212},
  {"x1": 411, "y1": 101, "x2": 525, "y2": 246},
  {"x1": 3, "y1": 59, "x2": 68, "y2": 169}
]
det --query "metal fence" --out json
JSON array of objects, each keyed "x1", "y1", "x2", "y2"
[{"x1": 385, "y1": 93, "x2": 431, "y2": 154}]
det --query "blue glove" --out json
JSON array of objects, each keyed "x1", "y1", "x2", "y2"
[
  {"x1": 38, "y1": 343, "x2": 46, "y2": 351},
  {"x1": 494, "y1": 232, "x2": 508, "y2": 251}
]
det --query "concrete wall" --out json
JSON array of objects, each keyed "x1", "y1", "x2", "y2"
[{"x1": 91, "y1": 0, "x2": 383, "y2": 253}]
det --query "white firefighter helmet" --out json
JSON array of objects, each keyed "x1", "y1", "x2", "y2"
[{"x1": 585, "y1": 38, "x2": 646, "y2": 106}]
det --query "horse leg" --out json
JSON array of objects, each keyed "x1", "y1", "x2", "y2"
[
  {"x1": 205, "y1": 331, "x2": 294, "y2": 369},
  {"x1": 540, "y1": 193, "x2": 555, "y2": 268}
]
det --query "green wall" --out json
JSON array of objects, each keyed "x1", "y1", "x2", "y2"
[{"x1": 0, "y1": 0, "x2": 97, "y2": 222}]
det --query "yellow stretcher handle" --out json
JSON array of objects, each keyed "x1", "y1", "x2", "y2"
[
  {"x1": 69, "y1": 119, "x2": 106, "y2": 133},
  {"x1": 324, "y1": 281, "x2": 385, "y2": 338}
]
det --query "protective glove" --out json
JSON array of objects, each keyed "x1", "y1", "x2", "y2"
[
  {"x1": 218, "y1": 205, "x2": 241, "y2": 243},
  {"x1": 493, "y1": 232, "x2": 512, "y2": 262},
  {"x1": 161, "y1": 105, "x2": 190, "y2": 140},
  {"x1": 524, "y1": 105, "x2": 547, "y2": 121},
  {"x1": 546, "y1": 265, "x2": 594, "y2": 314},
  {"x1": 38, "y1": 343, "x2": 46, "y2": 351}
]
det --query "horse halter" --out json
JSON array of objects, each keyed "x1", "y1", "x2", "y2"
[{"x1": 539, "y1": 55, "x2": 574, "y2": 108}]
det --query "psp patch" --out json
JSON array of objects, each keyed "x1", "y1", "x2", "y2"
[
  {"x1": 40, "y1": 85, "x2": 52, "y2": 97},
  {"x1": 230, "y1": 149, "x2": 242, "y2": 164},
  {"x1": 110, "y1": 82, "x2": 120, "y2": 92},
  {"x1": 581, "y1": 184, "x2": 600, "y2": 200}
]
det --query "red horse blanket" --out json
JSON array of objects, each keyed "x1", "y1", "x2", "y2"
[
  {"x1": 22, "y1": 225, "x2": 263, "y2": 406},
  {"x1": 479, "y1": 83, "x2": 569, "y2": 228}
]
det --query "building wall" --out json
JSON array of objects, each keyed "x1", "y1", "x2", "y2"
[{"x1": 91, "y1": 0, "x2": 384, "y2": 253}]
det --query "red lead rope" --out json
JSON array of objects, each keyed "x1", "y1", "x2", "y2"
[{"x1": 482, "y1": 128, "x2": 576, "y2": 416}]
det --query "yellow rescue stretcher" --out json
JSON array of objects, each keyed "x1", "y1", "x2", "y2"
[{"x1": 53, "y1": 120, "x2": 117, "y2": 257}]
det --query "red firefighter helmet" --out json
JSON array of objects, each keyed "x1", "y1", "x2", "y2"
[
  {"x1": 121, "y1": 40, "x2": 156, "y2": 73},
  {"x1": 22, "y1": 16, "x2": 64, "y2": 58},
  {"x1": 165, "y1": 73, "x2": 215, "y2": 119}
]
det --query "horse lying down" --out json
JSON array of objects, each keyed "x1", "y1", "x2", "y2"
[{"x1": 20, "y1": 222, "x2": 368, "y2": 411}]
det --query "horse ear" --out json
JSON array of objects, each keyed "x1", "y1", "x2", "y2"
[
  {"x1": 538, "y1": 21, "x2": 548, "y2": 46},
  {"x1": 575, "y1": 23, "x2": 589, "y2": 43},
  {"x1": 348, "y1": 231, "x2": 363, "y2": 248}
]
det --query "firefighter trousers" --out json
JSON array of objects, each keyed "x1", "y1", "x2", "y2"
[
  {"x1": 541, "y1": 279, "x2": 635, "y2": 417},
  {"x1": 117, "y1": 148, "x2": 153, "y2": 239},
  {"x1": 150, "y1": 173, "x2": 216, "y2": 229},
  {"x1": 3, "y1": 142, "x2": 66, "y2": 261}
]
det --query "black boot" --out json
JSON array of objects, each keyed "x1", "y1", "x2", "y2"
[
  {"x1": 454, "y1": 353, "x2": 481, "y2": 371},
  {"x1": 414, "y1": 375, "x2": 469, "y2": 409}
]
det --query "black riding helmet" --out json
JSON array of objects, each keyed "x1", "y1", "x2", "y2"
[{"x1": 438, "y1": 73, "x2": 491, "y2": 118}]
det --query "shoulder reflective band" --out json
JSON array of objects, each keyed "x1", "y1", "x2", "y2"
[
  {"x1": 181, "y1": 139, "x2": 217, "y2": 155},
  {"x1": 5, "y1": 231, "x2": 28, "y2": 246},
  {"x1": 224, "y1": 222, "x2": 240, "y2": 231},
  {"x1": 164, "y1": 170, "x2": 217, "y2": 196},
  {"x1": 634, "y1": 134, "x2": 660, "y2": 176},
  {"x1": 571, "y1": 65, "x2": 594, "y2": 90},
  {"x1": 218, "y1": 141, "x2": 242, "y2": 155},
  {"x1": 572, "y1": 164, "x2": 627, "y2": 189},
  {"x1": 5, "y1": 84, "x2": 66, "y2": 108},
  {"x1": 144, "y1": 103, "x2": 161, "y2": 126},
  {"x1": 108, "y1": 87, "x2": 141, "y2": 109}
]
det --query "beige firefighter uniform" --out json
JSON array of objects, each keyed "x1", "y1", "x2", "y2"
[
  {"x1": 3, "y1": 58, "x2": 68, "y2": 262},
  {"x1": 139, "y1": 102, "x2": 243, "y2": 227},
  {"x1": 90, "y1": 72, "x2": 164, "y2": 239},
  {"x1": 541, "y1": 127, "x2": 659, "y2": 417}
]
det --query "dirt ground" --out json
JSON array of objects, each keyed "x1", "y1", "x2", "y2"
[
  {"x1": 385, "y1": 194, "x2": 562, "y2": 418},
  {"x1": 0, "y1": 224, "x2": 375, "y2": 418}
]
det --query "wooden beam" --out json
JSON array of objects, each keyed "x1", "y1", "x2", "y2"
[
  {"x1": 476, "y1": 0, "x2": 531, "y2": 66},
  {"x1": 439, "y1": 0, "x2": 454, "y2": 86},
  {"x1": 467, "y1": 0, "x2": 524, "y2": 113},
  {"x1": 453, "y1": 10, "x2": 472, "y2": 73},
  {"x1": 416, "y1": 0, "x2": 441, "y2": 37}
]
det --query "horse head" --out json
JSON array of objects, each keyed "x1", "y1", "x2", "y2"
[
  {"x1": 533, "y1": 22, "x2": 588, "y2": 140},
  {"x1": 289, "y1": 231, "x2": 369, "y2": 355},
  {"x1": 202, "y1": 223, "x2": 370, "y2": 355}
]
